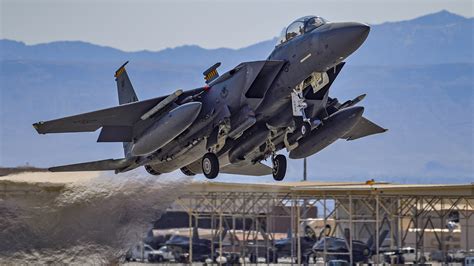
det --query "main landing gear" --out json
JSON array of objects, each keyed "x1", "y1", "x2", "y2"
[
  {"x1": 201, "y1": 151, "x2": 287, "y2": 181},
  {"x1": 180, "y1": 166, "x2": 196, "y2": 176},
  {"x1": 202, "y1": 152, "x2": 219, "y2": 179},
  {"x1": 272, "y1": 154, "x2": 287, "y2": 181}
]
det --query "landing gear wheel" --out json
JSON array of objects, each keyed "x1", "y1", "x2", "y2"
[
  {"x1": 202, "y1": 152, "x2": 219, "y2": 179},
  {"x1": 249, "y1": 253, "x2": 257, "y2": 263},
  {"x1": 144, "y1": 165, "x2": 161, "y2": 176},
  {"x1": 180, "y1": 166, "x2": 196, "y2": 176},
  {"x1": 301, "y1": 122, "x2": 311, "y2": 137},
  {"x1": 272, "y1": 154, "x2": 287, "y2": 181}
]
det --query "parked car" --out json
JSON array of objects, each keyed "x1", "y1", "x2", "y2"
[
  {"x1": 328, "y1": 259, "x2": 349, "y2": 266},
  {"x1": 125, "y1": 243, "x2": 157, "y2": 262},
  {"x1": 148, "y1": 245, "x2": 175, "y2": 262},
  {"x1": 465, "y1": 255, "x2": 474, "y2": 266},
  {"x1": 312, "y1": 237, "x2": 371, "y2": 263},
  {"x1": 312, "y1": 229, "x2": 389, "y2": 263},
  {"x1": 431, "y1": 249, "x2": 468, "y2": 263},
  {"x1": 383, "y1": 247, "x2": 429, "y2": 264}
]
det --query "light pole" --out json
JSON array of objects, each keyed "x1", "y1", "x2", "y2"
[{"x1": 303, "y1": 157, "x2": 307, "y2": 181}]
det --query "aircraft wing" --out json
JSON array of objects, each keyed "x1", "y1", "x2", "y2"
[
  {"x1": 342, "y1": 117, "x2": 387, "y2": 141},
  {"x1": 220, "y1": 162, "x2": 272, "y2": 176},
  {"x1": 33, "y1": 96, "x2": 167, "y2": 134},
  {"x1": 49, "y1": 158, "x2": 131, "y2": 172}
]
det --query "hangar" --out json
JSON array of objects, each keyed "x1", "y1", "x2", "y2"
[{"x1": 166, "y1": 181, "x2": 474, "y2": 264}]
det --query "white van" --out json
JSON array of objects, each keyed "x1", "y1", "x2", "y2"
[{"x1": 125, "y1": 243, "x2": 156, "y2": 262}]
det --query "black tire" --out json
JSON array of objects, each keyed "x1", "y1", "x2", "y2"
[
  {"x1": 249, "y1": 253, "x2": 257, "y2": 263},
  {"x1": 301, "y1": 121, "x2": 311, "y2": 137},
  {"x1": 180, "y1": 166, "x2": 196, "y2": 176},
  {"x1": 202, "y1": 152, "x2": 219, "y2": 179},
  {"x1": 398, "y1": 255, "x2": 405, "y2": 264},
  {"x1": 144, "y1": 165, "x2": 161, "y2": 175},
  {"x1": 362, "y1": 248, "x2": 370, "y2": 257},
  {"x1": 419, "y1": 256, "x2": 426, "y2": 264},
  {"x1": 302, "y1": 254, "x2": 310, "y2": 265},
  {"x1": 230, "y1": 254, "x2": 240, "y2": 264},
  {"x1": 271, "y1": 252, "x2": 278, "y2": 263},
  {"x1": 272, "y1": 154, "x2": 287, "y2": 181},
  {"x1": 266, "y1": 250, "x2": 277, "y2": 263}
]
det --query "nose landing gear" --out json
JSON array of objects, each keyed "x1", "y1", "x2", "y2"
[
  {"x1": 291, "y1": 88, "x2": 312, "y2": 138},
  {"x1": 202, "y1": 152, "x2": 219, "y2": 179},
  {"x1": 272, "y1": 154, "x2": 287, "y2": 181}
]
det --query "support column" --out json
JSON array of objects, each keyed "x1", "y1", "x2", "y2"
[
  {"x1": 376, "y1": 194, "x2": 380, "y2": 264},
  {"x1": 219, "y1": 211, "x2": 223, "y2": 264},
  {"x1": 349, "y1": 194, "x2": 353, "y2": 265},
  {"x1": 188, "y1": 198, "x2": 193, "y2": 263},
  {"x1": 297, "y1": 197, "x2": 301, "y2": 265},
  {"x1": 414, "y1": 197, "x2": 420, "y2": 263},
  {"x1": 323, "y1": 196, "x2": 328, "y2": 264},
  {"x1": 290, "y1": 196, "x2": 295, "y2": 264}
]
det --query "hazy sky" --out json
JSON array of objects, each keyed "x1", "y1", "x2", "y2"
[{"x1": 1, "y1": 0, "x2": 472, "y2": 51}]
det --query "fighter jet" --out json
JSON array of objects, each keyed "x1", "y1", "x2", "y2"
[{"x1": 33, "y1": 16, "x2": 386, "y2": 181}]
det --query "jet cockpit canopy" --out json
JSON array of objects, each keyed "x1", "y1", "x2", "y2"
[{"x1": 276, "y1": 16, "x2": 327, "y2": 46}]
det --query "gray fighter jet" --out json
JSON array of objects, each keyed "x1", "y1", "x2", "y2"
[{"x1": 33, "y1": 16, "x2": 386, "y2": 181}]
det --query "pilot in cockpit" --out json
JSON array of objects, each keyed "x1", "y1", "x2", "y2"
[{"x1": 278, "y1": 16, "x2": 327, "y2": 45}]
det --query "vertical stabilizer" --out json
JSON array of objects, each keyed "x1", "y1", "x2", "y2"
[
  {"x1": 115, "y1": 61, "x2": 138, "y2": 105},
  {"x1": 114, "y1": 61, "x2": 138, "y2": 157}
]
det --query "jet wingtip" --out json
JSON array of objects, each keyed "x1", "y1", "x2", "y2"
[{"x1": 32, "y1": 122, "x2": 46, "y2": 134}]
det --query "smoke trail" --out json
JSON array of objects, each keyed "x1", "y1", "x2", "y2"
[{"x1": 0, "y1": 171, "x2": 191, "y2": 264}]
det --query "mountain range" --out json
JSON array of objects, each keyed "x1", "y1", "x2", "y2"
[{"x1": 0, "y1": 10, "x2": 472, "y2": 183}]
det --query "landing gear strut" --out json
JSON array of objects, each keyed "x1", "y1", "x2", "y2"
[
  {"x1": 291, "y1": 88, "x2": 312, "y2": 138},
  {"x1": 272, "y1": 154, "x2": 287, "y2": 181},
  {"x1": 202, "y1": 152, "x2": 219, "y2": 179}
]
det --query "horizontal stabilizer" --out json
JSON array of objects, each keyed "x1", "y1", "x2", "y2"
[
  {"x1": 342, "y1": 117, "x2": 387, "y2": 141},
  {"x1": 33, "y1": 95, "x2": 167, "y2": 134},
  {"x1": 220, "y1": 162, "x2": 272, "y2": 176},
  {"x1": 49, "y1": 158, "x2": 131, "y2": 172}
]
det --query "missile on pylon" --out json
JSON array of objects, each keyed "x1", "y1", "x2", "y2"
[{"x1": 338, "y1": 94, "x2": 366, "y2": 110}]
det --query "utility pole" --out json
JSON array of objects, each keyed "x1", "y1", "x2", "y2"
[
  {"x1": 303, "y1": 157, "x2": 307, "y2": 181},
  {"x1": 302, "y1": 157, "x2": 308, "y2": 225}
]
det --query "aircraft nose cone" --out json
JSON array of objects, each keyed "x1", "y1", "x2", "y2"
[
  {"x1": 344, "y1": 22, "x2": 370, "y2": 48},
  {"x1": 324, "y1": 22, "x2": 370, "y2": 59}
]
